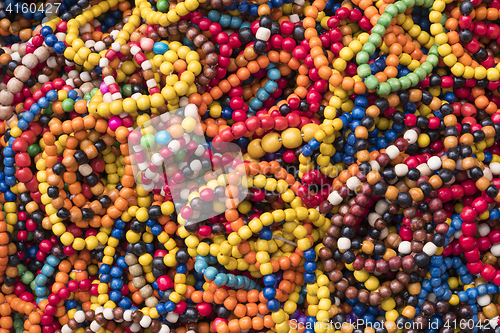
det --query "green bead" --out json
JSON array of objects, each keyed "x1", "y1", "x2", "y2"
[
  {"x1": 429, "y1": 45, "x2": 439, "y2": 56},
  {"x1": 424, "y1": 0, "x2": 433, "y2": 7},
  {"x1": 387, "y1": 78, "x2": 401, "y2": 92},
  {"x1": 113, "y1": 140, "x2": 121, "y2": 148},
  {"x1": 123, "y1": 84, "x2": 132, "y2": 97},
  {"x1": 440, "y1": 13, "x2": 448, "y2": 26},
  {"x1": 407, "y1": 73, "x2": 419, "y2": 86},
  {"x1": 62, "y1": 98, "x2": 75, "y2": 112},
  {"x1": 364, "y1": 75, "x2": 379, "y2": 90},
  {"x1": 91, "y1": 88, "x2": 99, "y2": 97},
  {"x1": 414, "y1": 67, "x2": 427, "y2": 81},
  {"x1": 404, "y1": 0, "x2": 415, "y2": 7},
  {"x1": 395, "y1": 1, "x2": 407, "y2": 13},
  {"x1": 356, "y1": 51, "x2": 370, "y2": 65},
  {"x1": 372, "y1": 24, "x2": 386, "y2": 36},
  {"x1": 157, "y1": 0, "x2": 169, "y2": 12},
  {"x1": 27, "y1": 144, "x2": 41, "y2": 157},
  {"x1": 30, "y1": 279, "x2": 37, "y2": 291},
  {"x1": 399, "y1": 76, "x2": 412, "y2": 90},
  {"x1": 83, "y1": 93, "x2": 92, "y2": 101},
  {"x1": 385, "y1": 4, "x2": 398, "y2": 16},
  {"x1": 421, "y1": 61, "x2": 434, "y2": 74},
  {"x1": 367, "y1": 34, "x2": 382, "y2": 46},
  {"x1": 415, "y1": 0, "x2": 424, "y2": 6},
  {"x1": 14, "y1": 319, "x2": 23, "y2": 329},
  {"x1": 357, "y1": 64, "x2": 371, "y2": 78},
  {"x1": 141, "y1": 134, "x2": 156, "y2": 149},
  {"x1": 377, "y1": 14, "x2": 392, "y2": 28},
  {"x1": 362, "y1": 42, "x2": 376, "y2": 55},
  {"x1": 17, "y1": 264, "x2": 26, "y2": 277},
  {"x1": 43, "y1": 103, "x2": 53, "y2": 115},
  {"x1": 21, "y1": 271, "x2": 34, "y2": 284},
  {"x1": 174, "y1": 150, "x2": 187, "y2": 163},
  {"x1": 377, "y1": 82, "x2": 391, "y2": 96}
]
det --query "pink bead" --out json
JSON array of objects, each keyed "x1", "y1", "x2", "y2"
[
  {"x1": 140, "y1": 38, "x2": 154, "y2": 51},
  {"x1": 109, "y1": 116, "x2": 123, "y2": 131}
]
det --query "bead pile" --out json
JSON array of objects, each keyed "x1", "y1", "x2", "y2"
[{"x1": 4, "y1": 0, "x2": 500, "y2": 332}]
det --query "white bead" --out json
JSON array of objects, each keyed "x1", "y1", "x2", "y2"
[
  {"x1": 256, "y1": 27, "x2": 271, "y2": 41},
  {"x1": 11, "y1": 52, "x2": 21, "y2": 63},
  {"x1": 85, "y1": 40, "x2": 96, "y2": 49},
  {"x1": 123, "y1": 310, "x2": 133, "y2": 321},
  {"x1": 191, "y1": 160, "x2": 202, "y2": 172},
  {"x1": 80, "y1": 72, "x2": 91, "y2": 82},
  {"x1": 95, "y1": 41, "x2": 106, "y2": 52},
  {"x1": 142, "y1": 182, "x2": 155, "y2": 191},
  {"x1": 131, "y1": 46, "x2": 141, "y2": 55},
  {"x1": 477, "y1": 294, "x2": 491, "y2": 307},
  {"x1": 404, "y1": 130, "x2": 418, "y2": 144},
  {"x1": 131, "y1": 93, "x2": 142, "y2": 100},
  {"x1": 294, "y1": 0, "x2": 305, "y2": 5},
  {"x1": 80, "y1": 23, "x2": 92, "y2": 34},
  {"x1": 416, "y1": 163, "x2": 432, "y2": 176},
  {"x1": 168, "y1": 140, "x2": 181, "y2": 153},
  {"x1": 456, "y1": 159, "x2": 465, "y2": 171},
  {"x1": 289, "y1": 14, "x2": 300, "y2": 23},
  {"x1": 327, "y1": 191, "x2": 343, "y2": 206},
  {"x1": 380, "y1": 227, "x2": 389, "y2": 240},
  {"x1": 110, "y1": 30, "x2": 119, "y2": 40},
  {"x1": 47, "y1": 56, "x2": 57, "y2": 68},
  {"x1": 427, "y1": 293, "x2": 436, "y2": 303},
  {"x1": 151, "y1": 153, "x2": 164, "y2": 166},
  {"x1": 95, "y1": 306, "x2": 104, "y2": 314},
  {"x1": 398, "y1": 241, "x2": 411, "y2": 254},
  {"x1": 385, "y1": 145, "x2": 400, "y2": 160},
  {"x1": 159, "y1": 325, "x2": 171, "y2": 333},
  {"x1": 112, "y1": 42, "x2": 121, "y2": 52},
  {"x1": 141, "y1": 60, "x2": 152, "y2": 70},
  {"x1": 99, "y1": 58, "x2": 109, "y2": 67},
  {"x1": 369, "y1": 160, "x2": 380, "y2": 172},
  {"x1": 140, "y1": 316, "x2": 152, "y2": 328},
  {"x1": 166, "y1": 312, "x2": 179, "y2": 323},
  {"x1": 490, "y1": 317, "x2": 499, "y2": 329},
  {"x1": 484, "y1": 167, "x2": 493, "y2": 181},
  {"x1": 65, "y1": 78, "x2": 75, "y2": 88},
  {"x1": 103, "y1": 308, "x2": 114, "y2": 320},
  {"x1": 195, "y1": 145, "x2": 205, "y2": 156},
  {"x1": 103, "y1": 93, "x2": 113, "y2": 103},
  {"x1": 145, "y1": 169, "x2": 157, "y2": 180},
  {"x1": 454, "y1": 229, "x2": 462, "y2": 239},
  {"x1": 422, "y1": 242, "x2": 437, "y2": 256},
  {"x1": 368, "y1": 213, "x2": 380, "y2": 227},
  {"x1": 427, "y1": 156, "x2": 442, "y2": 170},
  {"x1": 90, "y1": 321, "x2": 101, "y2": 333},
  {"x1": 346, "y1": 176, "x2": 361, "y2": 191},
  {"x1": 74, "y1": 310, "x2": 85, "y2": 323},
  {"x1": 337, "y1": 237, "x2": 351, "y2": 251},
  {"x1": 184, "y1": 104, "x2": 198, "y2": 118},
  {"x1": 112, "y1": 93, "x2": 122, "y2": 100},
  {"x1": 38, "y1": 75, "x2": 49, "y2": 84},
  {"x1": 62, "y1": 325, "x2": 72, "y2": 333},
  {"x1": 146, "y1": 79, "x2": 157, "y2": 89},
  {"x1": 180, "y1": 188, "x2": 191, "y2": 200},
  {"x1": 129, "y1": 323, "x2": 141, "y2": 332},
  {"x1": 478, "y1": 223, "x2": 491, "y2": 237},
  {"x1": 491, "y1": 162, "x2": 500, "y2": 175},
  {"x1": 104, "y1": 76, "x2": 115, "y2": 85},
  {"x1": 56, "y1": 33, "x2": 66, "y2": 42},
  {"x1": 375, "y1": 200, "x2": 389, "y2": 214},
  {"x1": 491, "y1": 244, "x2": 500, "y2": 257},
  {"x1": 394, "y1": 164, "x2": 408, "y2": 177}
]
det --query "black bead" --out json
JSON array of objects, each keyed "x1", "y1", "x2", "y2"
[
  {"x1": 259, "y1": 15, "x2": 272, "y2": 28},
  {"x1": 85, "y1": 173, "x2": 99, "y2": 186},
  {"x1": 292, "y1": 26, "x2": 305, "y2": 40},
  {"x1": 373, "y1": 181, "x2": 388, "y2": 196},
  {"x1": 279, "y1": 104, "x2": 291, "y2": 115},
  {"x1": 460, "y1": 0, "x2": 473, "y2": 14},
  {"x1": 460, "y1": 145, "x2": 473, "y2": 157},
  {"x1": 472, "y1": 130, "x2": 485, "y2": 142},
  {"x1": 459, "y1": 29, "x2": 473, "y2": 43},
  {"x1": 342, "y1": 250, "x2": 355, "y2": 264},
  {"x1": 406, "y1": 168, "x2": 420, "y2": 181},
  {"x1": 416, "y1": 116, "x2": 429, "y2": 129},
  {"x1": 253, "y1": 40, "x2": 267, "y2": 54},
  {"x1": 392, "y1": 111, "x2": 405, "y2": 124},
  {"x1": 82, "y1": 208, "x2": 94, "y2": 220},
  {"x1": 447, "y1": 147, "x2": 460, "y2": 161},
  {"x1": 398, "y1": 90, "x2": 409, "y2": 103},
  {"x1": 421, "y1": 91, "x2": 433, "y2": 105},
  {"x1": 444, "y1": 126, "x2": 458, "y2": 137},
  {"x1": 440, "y1": 103, "x2": 454, "y2": 116},
  {"x1": 374, "y1": 98, "x2": 389, "y2": 111},
  {"x1": 419, "y1": 182, "x2": 433, "y2": 197},
  {"x1": 429, "y1": 74, "x2": 442, "y2": 87},
  {"x1": 439, "y1": 169, "x2": 453, "y2": 183},
  {"x1": 99, "y1": 195, "x2": 111, "y2": 208},
  {"x1": 373, "y1": 242, "x2": 386, "y2": 255},
  {"x1": 486, "y1": 185, "x2": 500, "y2": 198},
  {"x1": 298, "y1": 100, "x2": 309, "y2": 111},
  {"x1": 360, "y1": 116, "x2": 375, "y2": 128},
  {"x1": 469, "y1": 166, "x2": 483, "y2": 181},
  {"x1": 432, "y1": 233, "x2": 445, "y2": 247},
  {"x1": 74, "y1": 150, "x2": 89, "y2": 164},
  {"x1": 454, "y1": 76, "x2": 466, "y2": 87},
  {"x1": 414, "y1": 252, "x2": 430, "y2": 267},
  {"x1": 47, "y1": 186, "x2": 60, "y2": 199},
  {"x1": 380, "y1": 168, "x2": 396, "y2": 181},
  {"x1": 397, "y1": 192, "x2": 412, "y2": 208},
  {"x1": 57, "y1": 208, "x2": 70, "y2": 219},
  {"x1": 94, "y1": 139, "x2": 107, "y2": 152},
  {"x1": 7, "y1": 60, "x2": 19, "y2": 72}
]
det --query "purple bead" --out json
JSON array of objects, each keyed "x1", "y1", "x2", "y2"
[
  {"x1": 109, "y1": 116, "x2": 123, "y2": 131},
  {"x1": 100, "y1": 82, "x2": 109, "y2": 94},
  {"x1": 298, "y1": 315, "x2": 306, "y2": 325},
  {"x1": 290, "y1": 310, "x2": 300, "y2": 320}
]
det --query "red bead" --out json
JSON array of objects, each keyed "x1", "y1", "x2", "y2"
[
  {"x1": 466, "y1": 261, "x2": 483, "y2": 274},
  {"x1": 481, "y1": 264, "x2": 496, "y2": 281},
  {"x1": 459, "y1": 235, "x2": 477, "y2": 251}
]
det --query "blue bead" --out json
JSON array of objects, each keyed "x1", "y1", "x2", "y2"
[
  {"x1": 18, "y1": 119, "x2": 29, "y2": 130},
  {"x1": 303, "y1": 249, "x2": 316, "y2": 261},
  {"x1": 422, "y1": 280, "x2": 432, "y2": 291},
  {"x1": 47, "y1": 254, "x2": 61, "y2": 266},
  {"x1": 65, "y1": 300, "x2": 77, "y2": 309},
  {"x1": 237, "y1": 1, "x2": 249, "y2": 12},
  {"x1": 54, "y1": 41, "x2": 67, "y2": 54},
  {"x1": 431, "y1": 256, "x2": 443, "y2": 267},
  {"x1": 264, "y1": 81, "x2": 278, "y2": 94},
  {"x1": 488, "y1": 283, "x2": 498, "y2": 294},
  {"x1": 249, "y1": 3, "x2": 259, "y2": 15},
  {"x1": 263, "y1": 274, "x2": 277, "y2": 287},
  {"x1": 117, "y1": 257, "x2": 128, "y2": 270},
  {"x1": 355, "y1": 96, "x2": 368, "y2": 107},
  {"x1": 119, "y1": 297, "x2": 132, "y2": 309},
  {"x1": 44, "y1": 34, "x2": 58, "y2": 47},
  {"x1": 35, "y1": 286, "x2": 49, "y2": 297},
  {"x1": 461, "y1": 274, "x2": 473, "y2": 285},
  {"x1": 109, "y1": 290, "x2": 122, "y2": 302},
  {"x1": 153, "y1": 42, "x2": 169, "y2": 55},
  {"x1": 110, "y1": 278, "x2": 124, "y2": 290},
  {"x1": 263, "y1": 287, "x2": 276, "y2": 299},
  {"x1": 230, "y1": 16, "x2": 242, "y2": 28},
  {"x1": 268, "y1": 68, "x2": 281, "y2": 81},
  {"x1": 100, "y1": 274, "x2": 111, "y2": 283},
  {"x1": 35, "y1": 274, "x2": 48, "y2": 286},
  {"x1": 204, "y1": 267, "x2": 218, "y2": 280},
  {"x1": 308, "y1": 138, "x2": 320, "y2": 150},
  {"x1": 257, "y1": 88, "x2": 270, "y2": 101},
  {"x1": 226, "y1": 274, "x2": 237, "y2": 287},
  {"x1": 352, "y1": 106, "x2": 366, "y2": 119},
  {"x1": 208, "y1": 10, "x2": 221, "y2": 22},
  {"x1": 100, "y1": 264, "x2": 111, "y2": 274},
  {"x1": 4, "y1": 157, "x2": 14, "y2": 167},
  {"x1": 219, "y1": 14, "x2": 231, "y2": 27},
  {"x1": 304, "y1": 261, "x2": 317, "y2": 272},
  {"x1": 302, "y1": 145, "x2": 313, "y2": 157},
  {"x1": 41, "y1": 264, "x2": 55, "y2": 276},
  {"x1": 266, "y1": 299, "x2": 280, "y2": 311},
  {"x1": 155, "y1": 130, "x2": 171, "y2": 145},
  {"x1": 249, "y1": 97, "x2": 263, "y2": 110},
  {"x1": 430, "y1": 278, "x2": 441, "y2": 287},
  {"x1": 477, "y1": 284, "x2": 487, "y2": 296},
  {"x1": 303, "y1": 272, "x2": 316, "y2": 283}
]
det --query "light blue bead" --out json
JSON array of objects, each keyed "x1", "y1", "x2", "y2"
[
  {"x1": 256, "y1": 88, "x2": 270, "y2": 101},
  {"x1": 268, "y1": 68, "x2": 281, "y2": 80},
  {"x1": 41, "y1": 264, "x2": 55, "y2": 276},
  {"x1": 47, "y1": 254, "x2": 61, "y2": 266},
  {"x1": 208, "y1": 10, "x2": 221, "y2": 22},
  {"x1": 35, "y1": 274, "x2": 48, "y2": 286},
  {"x1": 153, "y1": 42, "x2": 169, "y2": 55},
  {"x1": 214, "y1": 273, "x2": 228, "y2": 286},
  {"x1": 35, "y1": 286, "x2": 49, "y2": 297},
  {"x1": 219, "y1": 14, "x2": 231, "y2": 27},
  {"x1": 264, "y1": 81, "x2": 278, "y2": 94},
  {"x1": 155, "y1": 131, "x2": 171, "y2": 145},
  {"x1": 204, "y1": 267, "x2": 218, "y2": 280}
]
